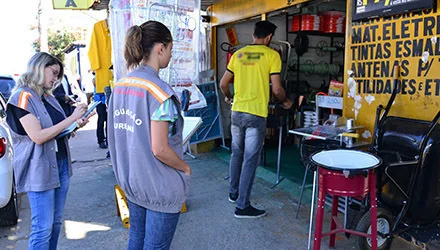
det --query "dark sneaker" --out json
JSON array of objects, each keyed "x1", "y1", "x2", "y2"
[
  {"x1": 99, "y1": 142, "x2": 108, "y2": 149},
  {"x1": 234, "y1": 205, "x2": 266, "y2": 218},
  {"x1": 229, "y1": 193, "x2": 238, "y2": 203}
]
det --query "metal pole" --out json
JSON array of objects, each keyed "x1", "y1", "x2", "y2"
[
  {"x1": 344, "y1": 197, "x2": 348, "y2": 229},
  {"x1": 185, "y1": 143, "x2": 196, "y2": 159},
  {"x1": 308, "y1": 170, "x2": 317, "y2": 250},
  {"x1": 271, "y1": 122, "x2": 285, "y2": 189},
  {"x1": 77, "y1": 47, "x2": 82, "y2": 89},
  {"x1": 296, "y1": 166, "x2": 309, "y2": 219}
]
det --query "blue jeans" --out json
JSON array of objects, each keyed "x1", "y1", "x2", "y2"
[
  {"x1": 229, "y1": 111, "x2": 266, "y2": 209},
  {"x1": 96, "y1": 102, "x2": 107, "y2": 144},
  {"x1": 27, "y1": 158, "x2": 70, "y2": 250},
  {"x1": 127, "y1": 200, "x2": 180, "y2": 250}
]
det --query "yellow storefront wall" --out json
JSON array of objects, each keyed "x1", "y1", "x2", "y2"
[
  {"x1": 211, "y1": 0, "x2": 440, "y2": 139},
  {"x1": 211, "y1": 0, "x2": 309, "y2": 26},
  {"x1": 344, "y1": 0, "x2": 440, "y2": 137},
  {"x1": 52, "y1": 0, "x2": 95, "y2": 10}
]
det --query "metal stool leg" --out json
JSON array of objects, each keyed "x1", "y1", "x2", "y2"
[
  {"x1": 313, "y1": 169, "x2": 325, "y2": 250},
  {"x1": 344, "y1": 197, "x2": 349, "y2": 229},
  {"x1": 185, "y1": 143, "x2": 196, "y2": 159},
  {"x1": 296, "y1": 164, "x2": 310, "y2": 219},
  {"x1": 329, "y1": 195, "x2": 339, "y2": 248},
  {"x1": 307, "y1": 170, "x2": 317, "y2": 250},
  {"x1": 271, "y1": 124, "x2": 285, "y2": 189}
]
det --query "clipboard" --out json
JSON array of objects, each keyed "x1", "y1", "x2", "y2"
[
  {"x1": 56, "y1": 101, "x2": 101, "y2": 139},
  {"x1": 182, "y1": 116, "x2": 203, "y2": 145}
]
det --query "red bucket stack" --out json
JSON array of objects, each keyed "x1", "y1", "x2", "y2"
[
  {"x1": 319, "y1": 11, "x2": 345, "y2": 33},
  {"x1": 291, "y1": 14, "x2": 321, "y2": 32}
]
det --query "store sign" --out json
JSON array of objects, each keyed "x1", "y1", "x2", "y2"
[
  {"x1": 52, "y1": 0, "x2": 95, "y2": 10},
  {"x1": 353, "y1": 0, "x2": 434, "y2": 21},
  {"x1": 349, "y1": 8, "x2": 440, "y2": 98},
  {"x1": 345, "y1": 5, "x2": 440, "y2": 126}
]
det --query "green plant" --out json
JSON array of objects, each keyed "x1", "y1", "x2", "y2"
[{"x1": 32, "y1": 29, "x2": 78, "y2": 61}]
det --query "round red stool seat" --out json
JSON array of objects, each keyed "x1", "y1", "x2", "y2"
[
  {"x1": 320, "y1": 168, "x2": 370, "y2": 197},
  {"x1": 311, "y1": 150, "x2": 382, "y2": 250}
]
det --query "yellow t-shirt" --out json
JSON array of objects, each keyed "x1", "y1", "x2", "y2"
[{"x1": 227, "y1": 44, "x2": 282, "y2": 118}]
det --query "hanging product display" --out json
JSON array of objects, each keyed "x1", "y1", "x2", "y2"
[
  {"x1": 110, "y1": 0, "x2": 206, "y2": 110},
  {"x1": 225, "y1": 27, "x2": 239, "y2": 47},
  {"x1": 88, "y1": 19, "x2": 113, "y2": 94}
]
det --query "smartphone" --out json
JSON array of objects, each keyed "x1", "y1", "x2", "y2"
[{"x1": 68, "y1": 94, "x2": 78, "y2": 103}]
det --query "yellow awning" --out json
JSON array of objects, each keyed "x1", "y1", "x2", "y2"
[{"x1": 52, "y1": 0, "x2": 95, "y2": 10}]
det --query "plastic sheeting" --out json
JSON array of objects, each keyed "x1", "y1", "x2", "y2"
[{"x1": 110, "y1": 0, "x2": 206, "y2": 110}]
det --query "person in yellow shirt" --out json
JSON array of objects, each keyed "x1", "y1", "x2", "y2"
[{"x1": 219, "y1": 20, "x2": 292, "y2": 218}]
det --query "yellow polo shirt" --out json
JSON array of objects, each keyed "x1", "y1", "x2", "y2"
[{"x1": 227, "y1": 44, "x2": 282, "y2": 118}]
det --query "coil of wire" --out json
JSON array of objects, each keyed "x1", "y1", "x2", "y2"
[
  {"x1": 319, "y1": 11, "x2": 345, "y2": 34},
  {"x1": 291, "y1": 14, "x2": 322, "y2": 32}
]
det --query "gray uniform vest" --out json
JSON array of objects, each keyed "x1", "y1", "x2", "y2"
[
  {"x1": 8, "y1": 87, "x2": 72, "y2": 193},
  {"x1": 108, "y1": 65, "x2": 190, "y2": 213}
]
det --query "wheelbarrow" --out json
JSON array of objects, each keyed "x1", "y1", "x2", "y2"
[{"x1": 351, "y1": 67, "x2": 440, "y2": 249}]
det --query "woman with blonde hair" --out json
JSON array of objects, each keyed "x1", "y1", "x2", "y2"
[
  {"x1": 7, "y1": 52, "x2": 88, "y2": 249},
  {"x1": 108, "y1": 21, "x2": 191, "y2": 249}
]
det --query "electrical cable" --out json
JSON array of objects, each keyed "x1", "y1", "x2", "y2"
[
  {"x1": 316, "y1": 92, "x2": 334, "y2": 114},
  {"x1": 288, "y1": 61, "x2": 340, "y2": 76},
  {"x1": 220, "y1": 42, "x2": 236, "y2": 53}
]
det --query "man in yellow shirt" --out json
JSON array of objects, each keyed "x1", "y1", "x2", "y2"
[{"x1": 220, "y1": 20, "x2": 292, "y2": 218}]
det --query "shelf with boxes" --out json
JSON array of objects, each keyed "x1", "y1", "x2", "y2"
[
  {"x1": 289, "y1": 11, "x2": 346, "y2": 34},
  {"x1": 286, "y1": 11, "x2": 346, "y2": 78}
]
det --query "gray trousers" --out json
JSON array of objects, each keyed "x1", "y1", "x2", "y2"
[{"x1": 229, "y1": 111, "x2": 266, "y2": 209}]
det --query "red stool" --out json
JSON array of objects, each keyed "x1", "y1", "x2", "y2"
[{"x1": 310, "y1": 150, "x2": 381, "y2": 250}]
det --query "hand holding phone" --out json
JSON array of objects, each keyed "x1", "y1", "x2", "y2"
[{"x1": 67, "y1": 95, "x2": 78, "y2": 104}]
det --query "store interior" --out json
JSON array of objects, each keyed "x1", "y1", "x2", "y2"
[{"x1": 213, "y1": 0, "x2": 348, "y2": 187}]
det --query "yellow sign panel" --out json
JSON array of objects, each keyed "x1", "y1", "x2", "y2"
[
  {"x1": 52, "y1": 0, "x2": 95, "y2": 10},
  {"x1": 344, "y1": 2, "x2": 440, "y2": 135},
  {"x1": 211, "y1": 0, "x2": 309, "y2": 26}
]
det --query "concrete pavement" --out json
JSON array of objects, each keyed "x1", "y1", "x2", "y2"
[{"x1": 0, "y1": 116, "x2": 419, "y2": 249}]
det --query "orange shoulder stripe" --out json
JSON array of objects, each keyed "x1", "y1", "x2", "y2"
[
  {"x1": 17, "y1": 92, "x2": 32, "y2": 110},
  {"x1": 115, "y1": 77, "x2": 170, "y2": 103}
]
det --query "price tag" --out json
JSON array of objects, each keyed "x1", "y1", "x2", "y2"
[{"x1": 316, "y1": 96, "x2": 343, "y2": 109}]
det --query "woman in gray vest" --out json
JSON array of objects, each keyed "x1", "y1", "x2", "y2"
[
  {"x1": 7, "y1": 52, "x2": 88, "y2": 249},
  {"x1": 108, "y1": 21, "x2": 191, "y2": 250}
]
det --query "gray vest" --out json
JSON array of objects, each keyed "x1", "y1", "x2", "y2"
[
  {"x1": 108, "y1": 65, "x2": 189, "y2": 213},
  {"x1": 8, "y1": 87, "x2": 72, "y2": 193}
]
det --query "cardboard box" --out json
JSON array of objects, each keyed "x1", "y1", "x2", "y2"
[
  {"x1": 189, "y1": 140, "x2": 216, "y2": 154},
  {"x1": 328, "y1": 80, "x2": 344, "y2": 97}
]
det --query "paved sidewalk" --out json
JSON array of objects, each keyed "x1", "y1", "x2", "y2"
[{"x1": 0, "y1": 116, "x2": 420, "y2": 249}]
